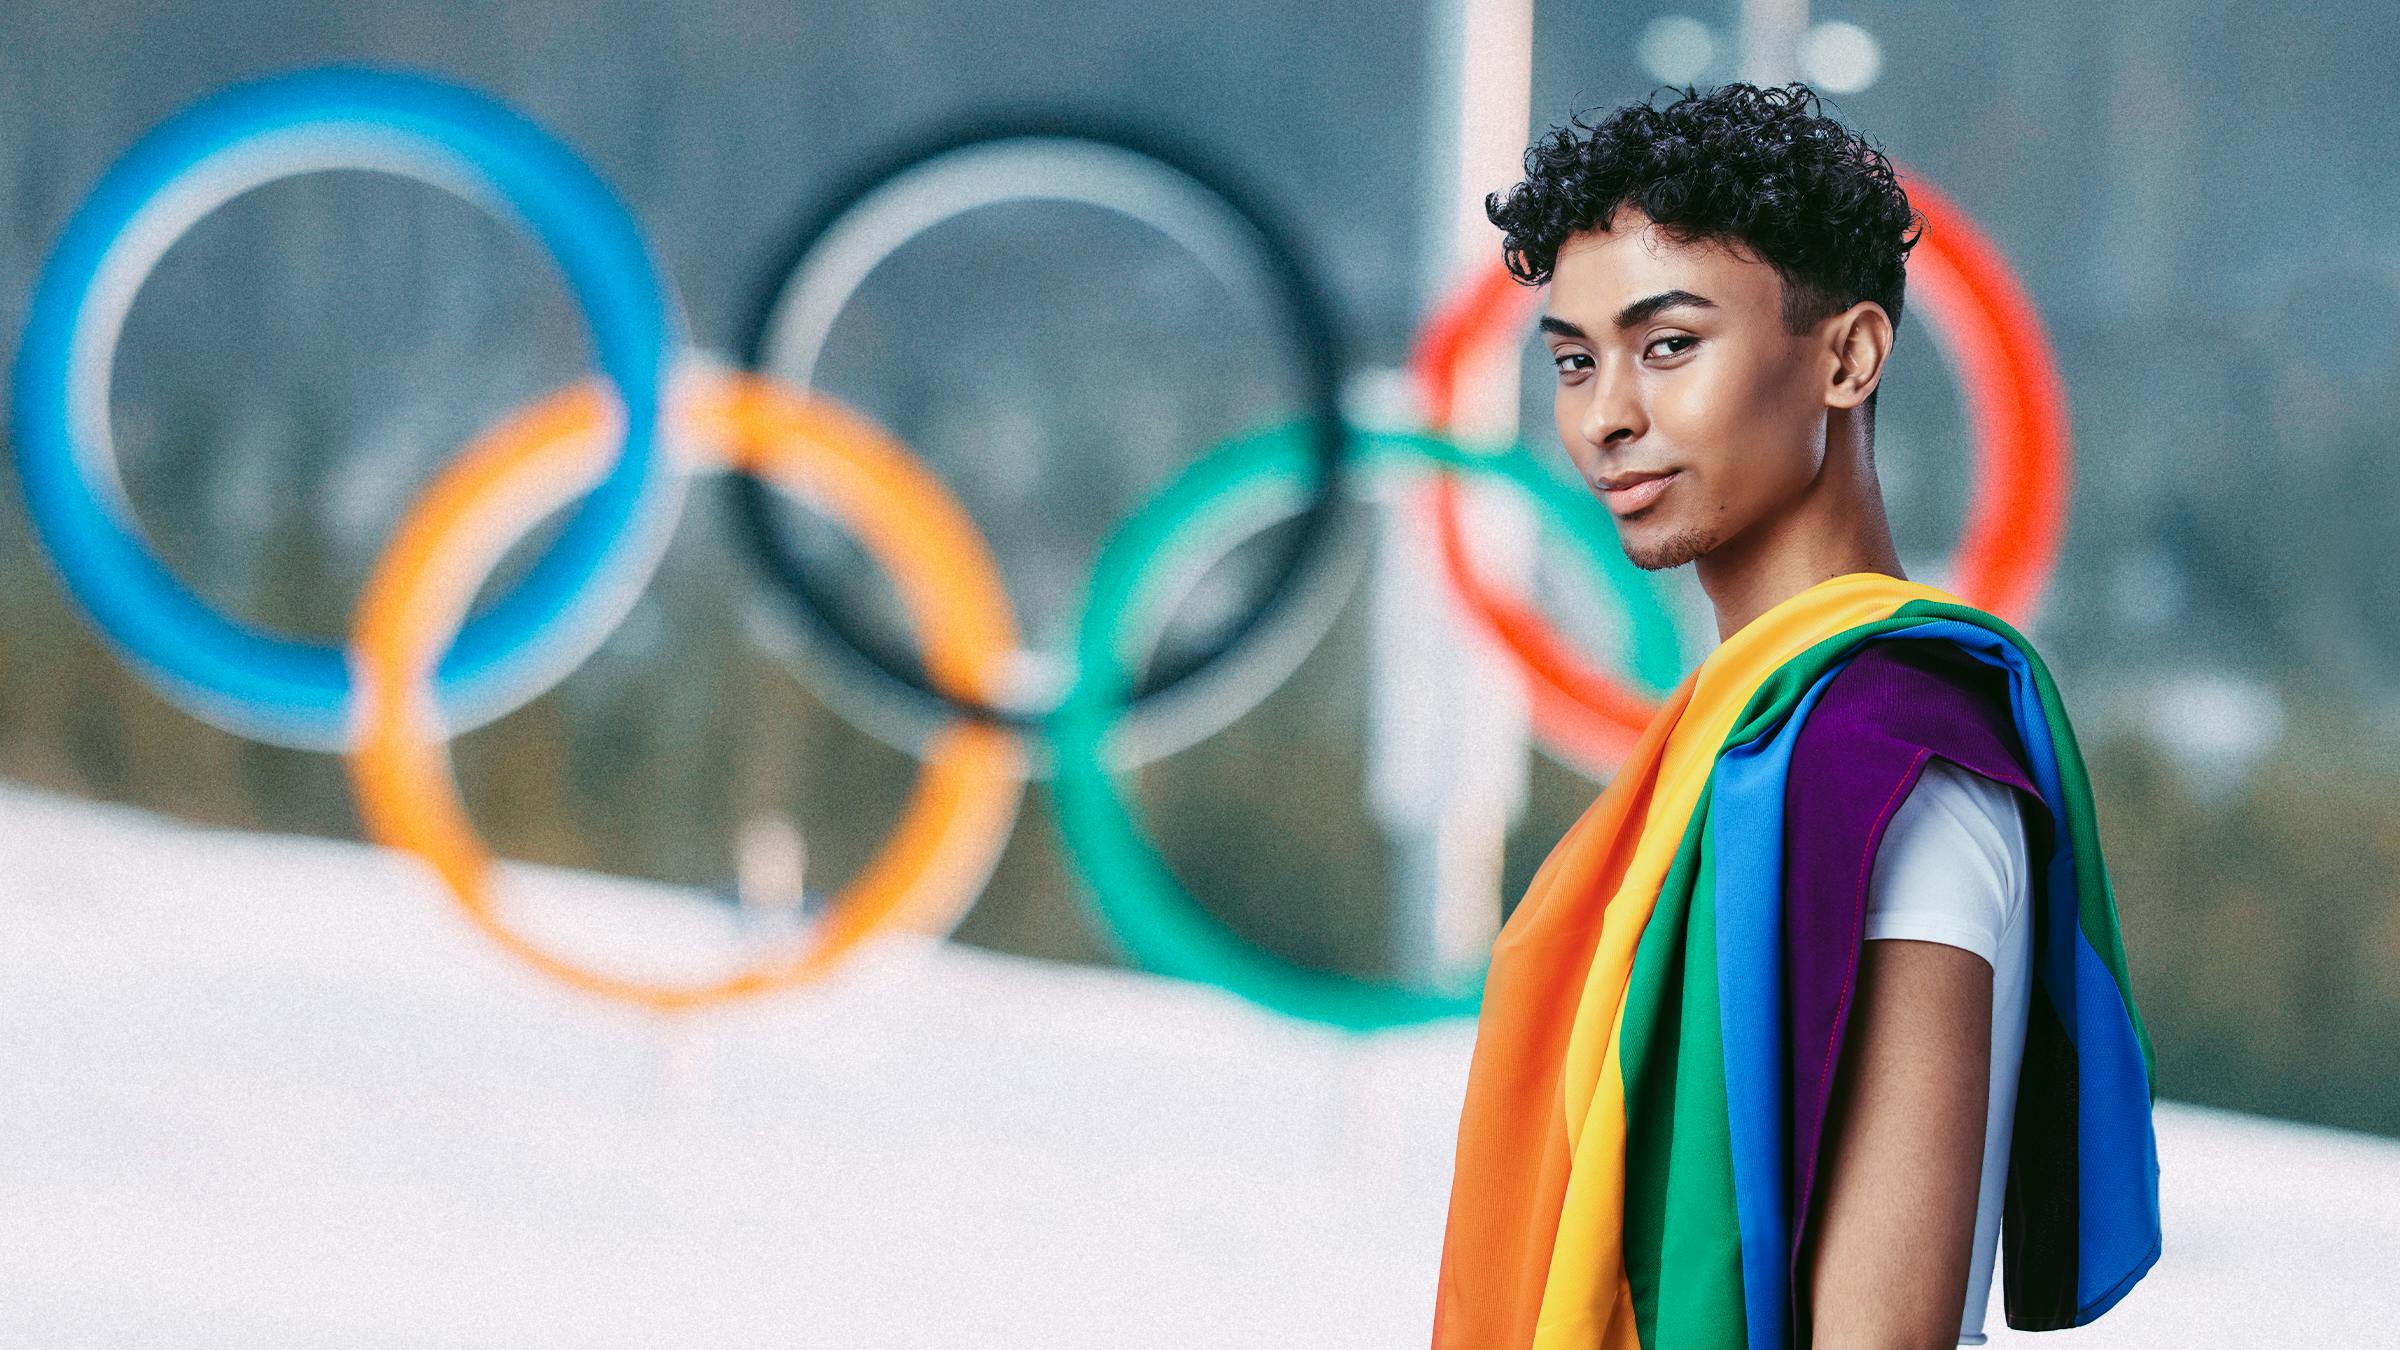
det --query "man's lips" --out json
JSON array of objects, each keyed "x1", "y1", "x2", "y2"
[{"x1": 1596, "y1": 469, "x2": 1679, "y2": 517}]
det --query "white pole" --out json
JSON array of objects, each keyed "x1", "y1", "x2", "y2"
[
  {"x1": 1368, "y1": 0, "x2": 1535, "y2": 987},
  {"x1": 1740, "y1": 0, "x2": 1809, "y2": 85}
]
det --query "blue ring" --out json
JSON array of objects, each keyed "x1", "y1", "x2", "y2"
[{"x1": 9, "y1": 67, "x2": 678, "y2": 749}]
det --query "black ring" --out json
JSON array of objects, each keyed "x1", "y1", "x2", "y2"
[{"x1": 734, "y1": 110, "x2": 1349, "y2": 732}]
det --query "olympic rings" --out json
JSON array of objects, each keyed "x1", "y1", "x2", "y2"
[
  {"x1": 22, "y1": 71, "x2": 2064, "y2": 1027},
  {"x1": 9, "y1": 67, "x2": 681, "y2": 751},
  {"x1": 740, "y1": 115, "x2": 1352, "y2": 744},
  {"x1": 1407, "y1": 169, "x2": 2071, "y2": 772},
  {"x1": 347, "y1": 366, "x2": 1027, "y2": 1012},
  {"x1": 1049, "y1": 423, "x2": 1686, "y2": 1029}
]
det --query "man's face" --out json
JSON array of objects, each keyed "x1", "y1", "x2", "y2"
[{"x1": 1539, "y1": 207, "x2": 1836, "y2": 571}]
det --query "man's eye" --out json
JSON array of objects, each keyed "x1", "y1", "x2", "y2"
[
  {"x1": 1552, "y1": 352, "x2": 1592, "y2": 374},
  {"x1": 1645, "y1": 335, "x2": 1698, "y2": 360}
]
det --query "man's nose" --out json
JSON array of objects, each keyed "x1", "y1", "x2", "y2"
[{"x1": 1577, "y1": 359, "x2": 1645, "y2": 449}]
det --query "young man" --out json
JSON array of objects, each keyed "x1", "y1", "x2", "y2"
[{"x1": 1432, "y1": 86, "x2": 2161, "y2": 1349}]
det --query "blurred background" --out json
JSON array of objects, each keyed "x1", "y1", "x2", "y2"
[{"x1": 0, "y1": 0, "x2": 2394, "y2": 1343}]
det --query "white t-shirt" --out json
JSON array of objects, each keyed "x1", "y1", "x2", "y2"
[{"x1": 1861, "y1": 755, "x2": 2034, "y2": 1347}]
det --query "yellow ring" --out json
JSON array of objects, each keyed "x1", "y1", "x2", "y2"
[{"x1": 345, "y1": 366, "x2": 1025, "y2": 1012}]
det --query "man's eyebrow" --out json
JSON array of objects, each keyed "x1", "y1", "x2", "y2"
[
  {"x1": 1612, "y1": 289, "x2": 1717, "y2": 329},
  {"x1": 1536, "y1": 315, "x2": 1588, "y2": 339}
]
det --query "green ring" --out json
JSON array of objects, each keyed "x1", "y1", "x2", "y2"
[{"x1": 1049, "y1": 422, "x2": 1688, "y2": 1028}]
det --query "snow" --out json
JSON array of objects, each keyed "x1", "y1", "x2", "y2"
[{"x1": 1, "y1": 781, "x2": 2391, "y2": 1347}]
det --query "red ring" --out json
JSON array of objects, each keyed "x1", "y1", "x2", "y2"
[{"x1": 1407, "y1": 170, "x2": 2070, "y2": 768}]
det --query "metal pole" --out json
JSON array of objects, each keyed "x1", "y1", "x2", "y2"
[
  {"x1": 1740, "y1": 0, "x2": 1809, "y2": 85},
  {"x1": 1370, "y1": 0, "x2": 1535, "y2": 986}
]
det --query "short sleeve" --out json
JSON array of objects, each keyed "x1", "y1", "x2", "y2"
[{"x1": 1860, "y1": 756, "x2": 2028, "y2": 970}]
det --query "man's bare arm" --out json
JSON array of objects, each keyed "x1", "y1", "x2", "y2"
[{"x1": 1805, "y1": 938, "x2": 1992, "y2": 1349}]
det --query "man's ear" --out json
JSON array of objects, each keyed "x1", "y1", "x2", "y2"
[{"x1": 1823, "y1": 301, "x2": 1895, "y2": 411}]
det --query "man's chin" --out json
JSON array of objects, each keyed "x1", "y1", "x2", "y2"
[{"x1": 1619, "y1": 524, "x2": 1717, "y2": 572}]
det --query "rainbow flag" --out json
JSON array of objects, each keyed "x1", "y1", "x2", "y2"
[{"x1": 1434, "y1": 573, "x2": 2159, "y2": 1349}]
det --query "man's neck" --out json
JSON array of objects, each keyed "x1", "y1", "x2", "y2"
[{"x1": 1696, "y1": 437, "x2": 1906, "y2": 643}]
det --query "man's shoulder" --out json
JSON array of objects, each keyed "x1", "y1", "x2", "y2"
[
  {"x1": 1792, "y1": 638, "x2": 2038, "y2": 799},
  {"x1": 1819, "y1": 638, "x2": 2011, "y2": 724}
]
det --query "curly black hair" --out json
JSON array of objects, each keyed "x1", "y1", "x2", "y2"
[{"x1": 1487, "y1": 83, "x2": 1920, "y2": 331}]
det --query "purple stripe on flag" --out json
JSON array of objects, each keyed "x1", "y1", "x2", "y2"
[{"x1": 1779, "y1": 639, "x2": 2042, "y2": 1328}]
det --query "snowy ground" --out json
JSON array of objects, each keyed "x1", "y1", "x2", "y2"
[{"x1": 1, "y1": 781, "x2": 2391, "y2": 1347}]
